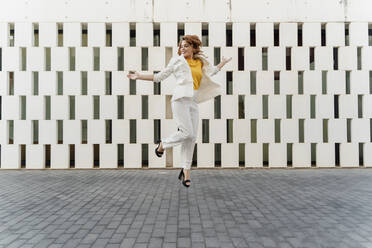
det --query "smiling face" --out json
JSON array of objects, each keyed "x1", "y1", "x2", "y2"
[{"x1": 179, "y1": 40, "x2": 194, "y2": 59}]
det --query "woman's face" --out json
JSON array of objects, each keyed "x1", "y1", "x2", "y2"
[{"x1": 180, "y1": 40, "x2": 194, "y2": 59}]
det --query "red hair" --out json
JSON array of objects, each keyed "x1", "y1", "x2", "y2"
[{"x1": 177, "y1": 35, "x2": 203, "y2": 56}]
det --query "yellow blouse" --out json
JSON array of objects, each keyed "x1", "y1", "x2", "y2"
[{"x1": 186, "y1": 58, "x2": 203, "y2": 90}]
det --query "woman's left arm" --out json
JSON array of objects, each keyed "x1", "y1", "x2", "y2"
[{"x1": 210, "y1": 56, "x2": 232, "y2": 76}]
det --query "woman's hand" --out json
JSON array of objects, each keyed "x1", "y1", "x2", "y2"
[
  {"x1": 221, "y1": 56, "x2": 232, "y2": 65},
  {"x1": 127, "y1": 71, "x2": 139, "y2": 80},
  {"x1": 216, "y1": 56, "x2": 232, "y2": 70}
]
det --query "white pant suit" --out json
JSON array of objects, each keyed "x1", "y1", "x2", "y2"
[{"x1": 153, "y1": 54, "x2": 221, "y2": 169}]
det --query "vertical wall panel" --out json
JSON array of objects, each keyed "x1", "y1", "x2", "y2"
[
  {"x1": 340, "y1": 143, "x2": 359, "y2": 167},
  {"x1": 2, "y1": 48, "x2": 20, "y2": 71},
  {"x1": 197, "y1": 144, "x2": 214, "y2": 168},
  {"x1": 100, "y1": 144, "x2": 117, "y2": 168},
  {"x1": 26, "y1": 145, "x2": 44, "y2": 169},
  {"x1": 269, "y1": 96, "x2": 286, "y2": 118},
  {"x1": 292, "y1": 48, "x2": 309, "y2": 71},
  {"x1": 51, "y1": 96, "x2": 68, "y2": 120},
  {"x1": 2, "y1": 96, "x2": 19, "y2": 120},
  {"x1": 39, "y1": 23, "x2": 57, "y2": 47},
  {"x1": 292, "y1": 144, "x2": 311, "y2": 168},
  {"x1": 27, "y1": 96, "x2": 44, "y2": 120},
  {"x1": 245, "y1": 48, "x2": 261, "y2": 71},
  {"x1": 245, "y1": 143, "x2": 263, "y2": 167},
  {"x1": 15, "y1": 23, "x2": 32, "y2": 47},
  {"x1": 75, "y1": 145, "x2": 93, "y2": 168},
  {"x1": 281, "y1": 119, "x2": 298, "y2": 143},
  {"x1": 39, "y1": 72, "x2": 56, "y2": 95},
  {"x1": 137, "y1": 120, "x2": 153, "y2": 143},
  {"x1": 303, "y1": 71, "x2": 322, "y2": 94},
  {"x1": 88, "y1": 120, "x2": 105, "y2": 144},
  {"x1": 303, "y1": 23, "x2": 321, "y2": 46},
  {"x1": 14, "y1": 72, "x2": 31, "y2": 95},
  {"x1": 64, "y1": 120, "x2": 80, "y2": 144},
  {"x1": 124, "y1": 144, "x2": 141, "y2": 168},
  {"x1": 328, "y1": 119, "x2": 347, "y2": 143},
  {"x1": 233, "y1": 23, "x2": 250, "y2": 47},
  {"x1": 315, "y1": 47, "x2": 333, "y2": 70},
  {"x1": 112, "y1": 120, "x2": 129, "y2": 144},
  {"x1": 280, "y1": 23, "x2": 297, "y2": 47},
  {"x1": 14, "y1": 120, "x2": 31, "y2": 144},
  {"x1": 362, "y1": 47, "x2": 372, "y2": 70},
  {"x1": 64, "y1": 23, "x2": 81, "y2": 47},
  {"x1": 209, "y1": 23, "x2": 226, "y2": 46},
  {"x1": 350, "y1": 71, "x2": 369, "y2": 94},
  {"x1": 328, "y1": 71, "x2": 346, "y2": 94},
  {"x1": 269, "y1": 144, "x2": 287, "y2": 167},
  {"x1": 326, "y1": 23, "x2": 345, "y2": 47},
  {"x1": 184, "y1": 22, "x2": 201, "y2": 38},
  {"x1": 88, "y1": 23, "x2": 105, "y2": 47},
  {"x1": 100, "y1": 47, "x2": 117, "y2": 71},
  {"x1": 27, "y1": 48, "x2": 44, "y2": 71},
  {"x1": 1, "y1": 146, "x2": 20, "y2": 169},
  {"x1": 317, "y1": 143, "x2": 335, "y2": 167},
  {"x1": 64, "y1": 72, "x2": 80, "y2": 95},
  {"x1": 112, "y1": 23, "x2": 130, "y2": 47},
  {"x1": 304, "y1": 119, "x2": 323, "y2": 143},
  {"x1": 160, "y1": 23, "x2": 177, "y2": 47},
  {"x1": 280, "y1": 72, "x2": 297, "y2": 94},
  {"x1": 256, "y1": 23, "x2": 274, "y2": 47},
  {"x1": 39, "y1": 121, "x2": 57, "y2": 144},
  {"x1": 136, "y1": 23, "x2": 154, "y2": 47},
  {"x1": 349, "y1": 22, "x2": 368, "y2": 46},
  {"x1": 339, "y1": 47, "x2": 357, "y2": 70},
  {"x1": 221, "y1": 144, "x2": 239, "y2": 167},
  {"x1": 148, "y1": 95, "x2": 165, "y2": 119},
  {"x1": 124, "y1": 47, "x2": 141, "y2": 71},
  {"x1": 148, "y1": 47, "x2": 166, "y2": 71},
  {"x1": 0, "y1": 23, "x2": 8, "y2": 46},
  {"x1": 235, "y1": 120, "x2": 250, "y2": 143}
]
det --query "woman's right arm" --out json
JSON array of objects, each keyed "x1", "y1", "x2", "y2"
[
  {"x1": 127, "y1": 72, "x2": 153, "y2": 81},
  {"x1": 127, "y1": 57, "x2": 176, "y2": 82}
]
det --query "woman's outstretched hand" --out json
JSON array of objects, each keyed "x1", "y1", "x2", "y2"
[
  {"x1": 216, "y1": 56, "x2": 232, "y2": 71},
  {"x1": 221, "y1": 56, "x2": 232, "y2": 65},
  {"x1": 127, "y1": 71, "x2": 139, "y2": 80}
]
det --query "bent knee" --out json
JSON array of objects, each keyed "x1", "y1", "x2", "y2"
[{"x1": 178, "y1": 127, "x2": 195, "y2": 141}]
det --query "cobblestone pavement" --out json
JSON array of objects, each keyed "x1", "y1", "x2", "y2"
[{"x1": 0, "y1": 168, "x2": 372, "y2": 248}]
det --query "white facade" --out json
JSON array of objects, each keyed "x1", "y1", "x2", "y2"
[{"x1": 0, "y1": 0, "x2": 372, "y2": 169}]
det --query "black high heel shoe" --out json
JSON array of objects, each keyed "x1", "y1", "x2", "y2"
[
  {"x1": 178, "y1": 168, "x2": 191, "y2": 188},
  {"x1": 155, "y1": 140, "x2": 164, "y2": 158}
]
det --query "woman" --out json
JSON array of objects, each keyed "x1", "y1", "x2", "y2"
[{"x1": 127, "y1": 35, "x2": 231, "y2": 187}]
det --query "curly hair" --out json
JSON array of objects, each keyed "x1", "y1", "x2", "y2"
[{"x1": 177, "y1": 35, "x2": 203, "y2": 56}]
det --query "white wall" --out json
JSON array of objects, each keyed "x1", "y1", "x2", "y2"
[{"x1": 0, "y1": 0, "x2": 372, "y2": 169}]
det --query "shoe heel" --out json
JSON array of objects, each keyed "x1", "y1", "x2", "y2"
[{"x1": 178, "y1": 168, "x2": 184, "y2": 180}]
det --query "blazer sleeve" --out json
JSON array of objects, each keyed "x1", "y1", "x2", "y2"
[
  {"x1": 209, "y1": 65, "x2": 221, "y2": 76},
  {"x1": 202, "y1": 59, "x2": 220, "y2": 76},
  {"x1": 153, "y1": 57, "x2": 176, "y2": 83}
]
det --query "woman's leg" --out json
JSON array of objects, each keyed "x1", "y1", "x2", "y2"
[
  {"x1": 181, "y1": 101, "x2": 199, "y2": 170},
  {"x1": 181, "y1": 101, "x2": 199, "y2": 185},
  {"x1": 161, "y1": 98, "x2": 195, "y2": 150}
]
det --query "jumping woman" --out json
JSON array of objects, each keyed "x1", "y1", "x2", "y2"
[{"x1": 127, "y1": 35, "x2": 231, "y2": 187}]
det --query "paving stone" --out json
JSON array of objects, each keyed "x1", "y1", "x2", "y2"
[{"x1": 0, "y1": 169, "x2": 371, "y2": 248}]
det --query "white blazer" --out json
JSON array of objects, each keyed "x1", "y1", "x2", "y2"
[{"x1": 153, "y1": 54, "x2": 222, "y2": 104}]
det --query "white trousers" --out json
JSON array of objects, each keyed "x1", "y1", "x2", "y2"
[{"x1": 162, "y1": 93, "x2": 199, "y2": 170}]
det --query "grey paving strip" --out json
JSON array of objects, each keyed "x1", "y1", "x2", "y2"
[{"x1": 0, "y1": 168, "x2": 372, "y2": 248}]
